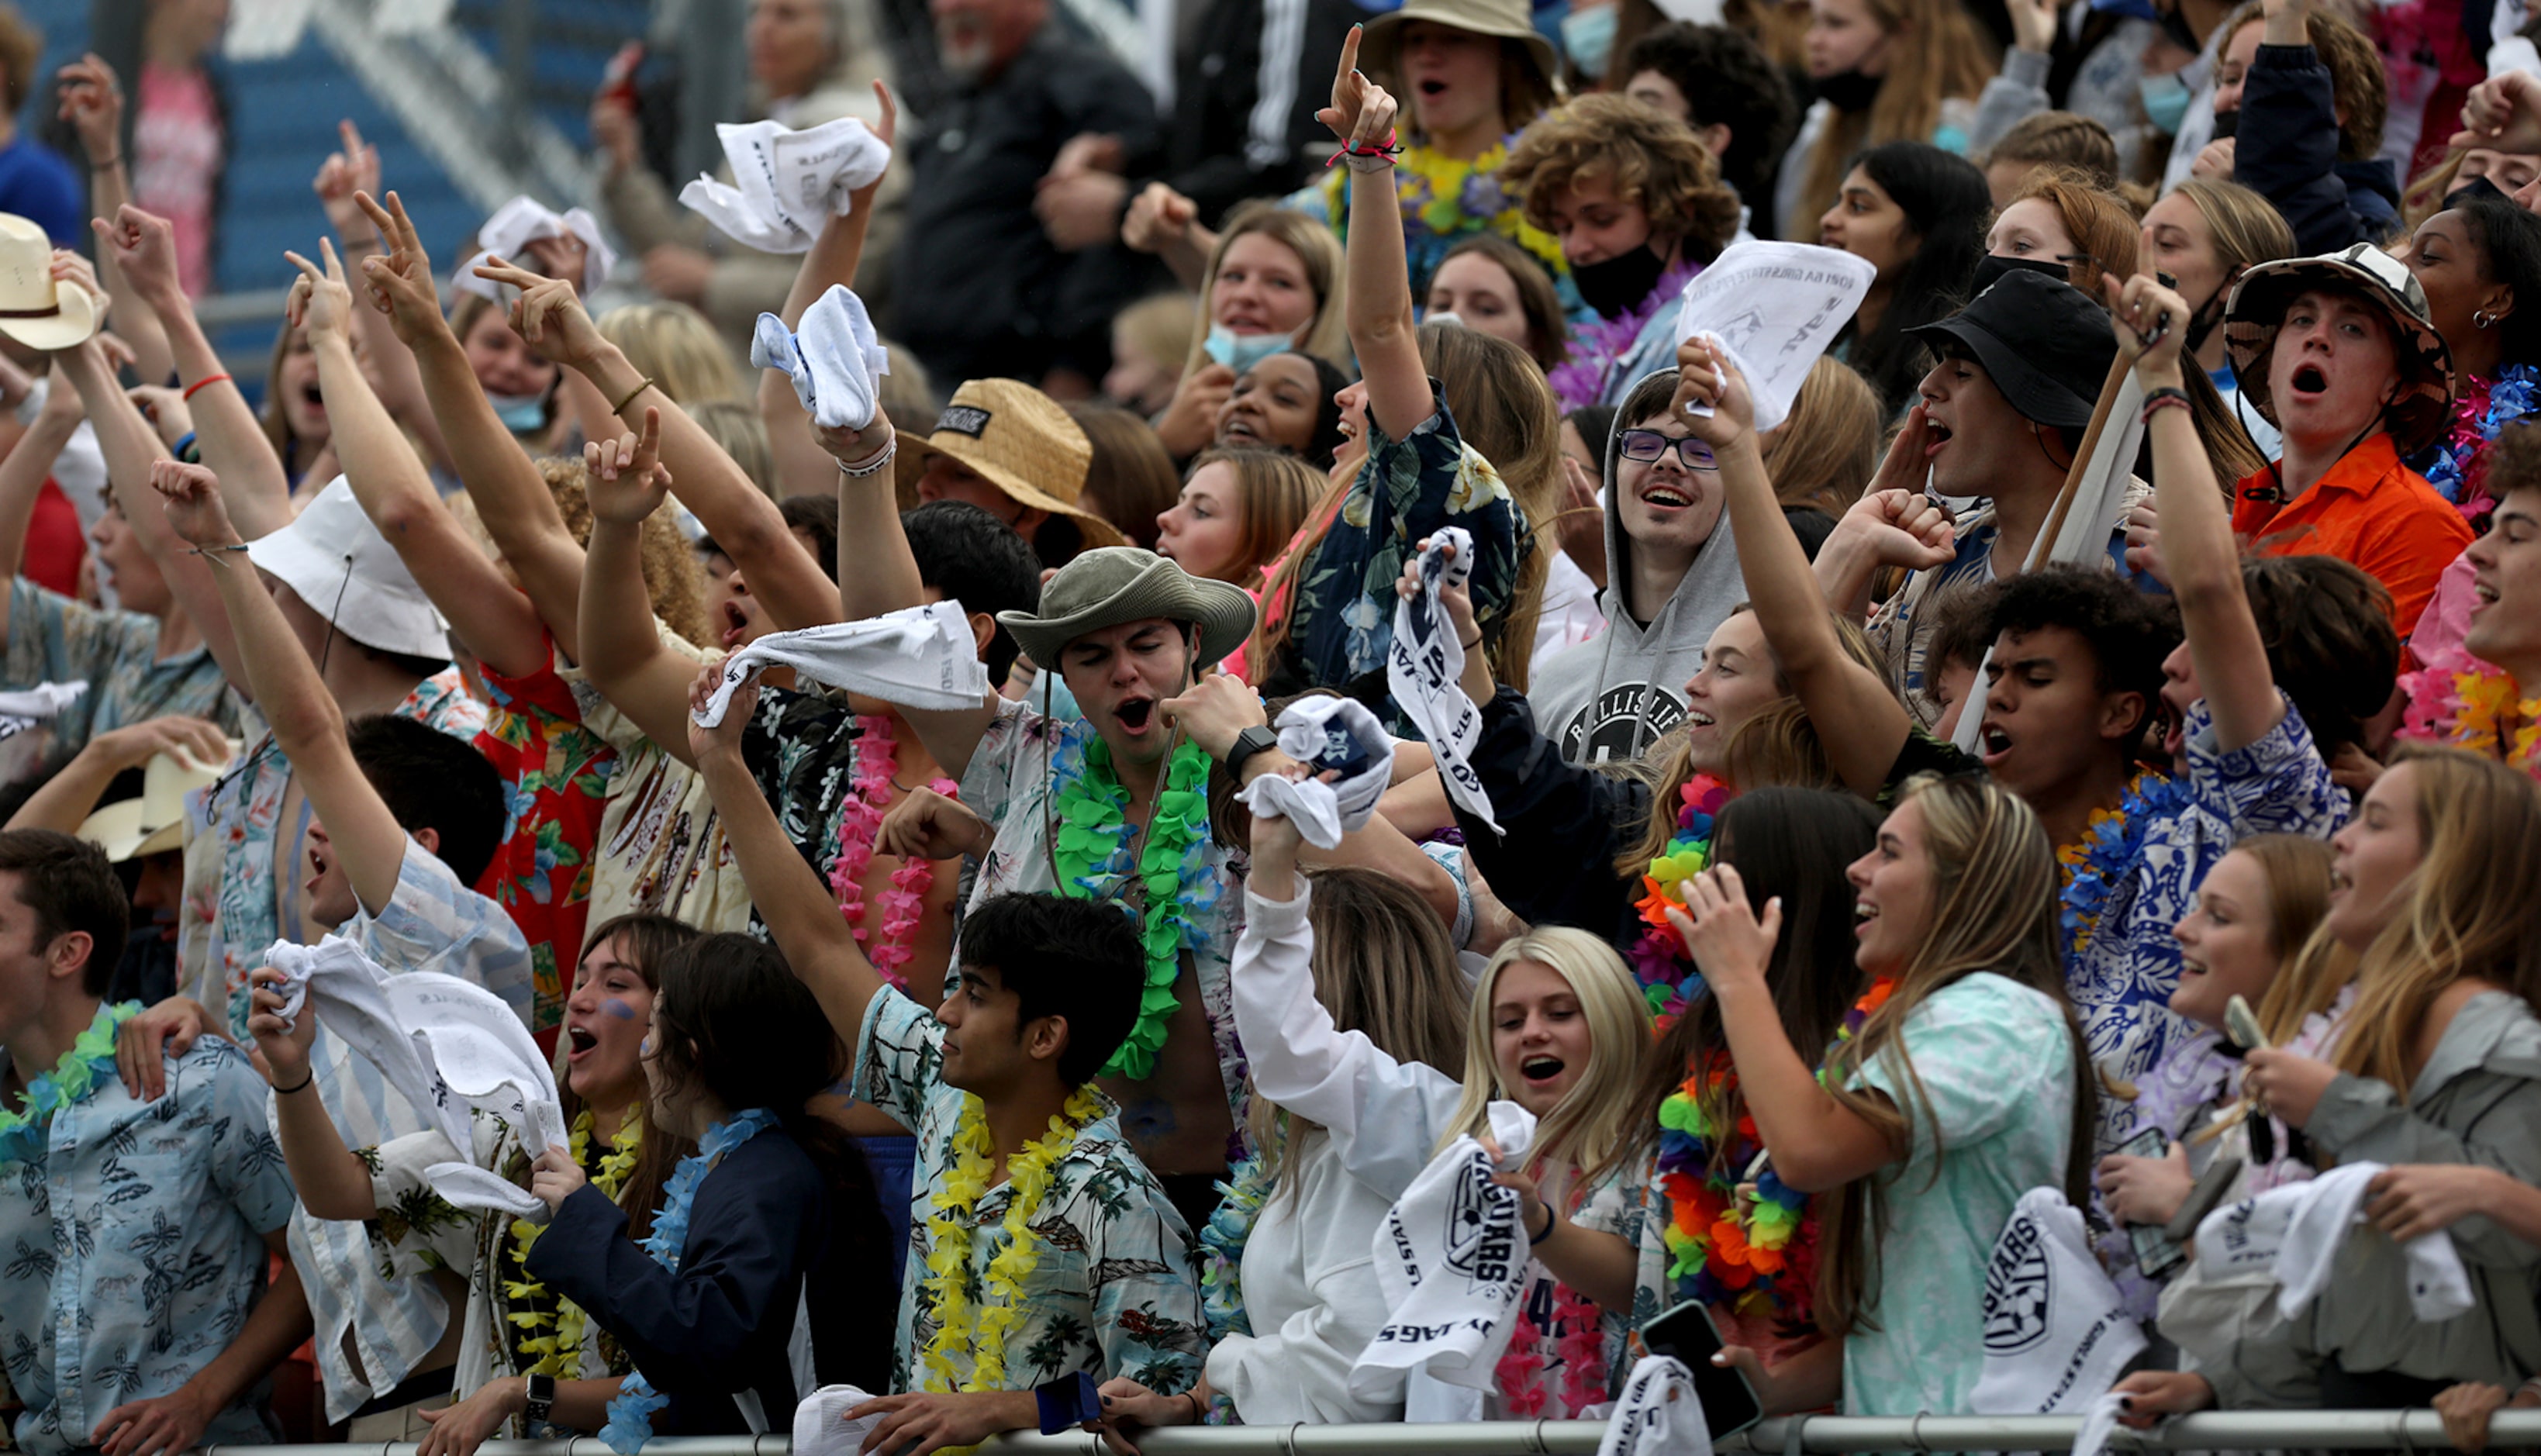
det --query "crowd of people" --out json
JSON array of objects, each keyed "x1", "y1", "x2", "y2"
[{"x1": 7, "y1": 0, "x2": 2541, "y2": 1447}]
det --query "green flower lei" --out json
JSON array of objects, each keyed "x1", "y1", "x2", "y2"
[
  {"x1": 1049, "y1": 734, "x2": 1219, "y2": 1079},
  {"x1": 1, "y1": 1001, "x2": 143, "y2": 1167}
]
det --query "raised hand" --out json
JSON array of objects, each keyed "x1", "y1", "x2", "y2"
[
  {"x1": 148, "y1": 458, "x2": 241, "y2": 550},
  {"x1": 1838, "y1": 485, "x2": 1956, "y2": 571},
  {"x1": 530, "y1": 1144, "x2": 585, "y2": 1214},
  {"x1": 1158, "y1": 668, "x2": 1269, "y2": 762},
  {"x1": 1666, "y1": 335, "x2": 1756, "y2": 451},
  {"x1": 312, "y1": 119, "x2": 384, "y2": 244},
  {"x1": 2007, "y1": 0, "x2": 2058, "y2": 53},
  {"x1": 815, "y1": 402, "x2": 894, "y2": 471},
  {"x1": 244, "y1": 966, "x2": 316, "y2": 1087},
  {"x1": 1667, "y1": 863, "x2": 1780, "y2": 994},
  {"x1": 2104, "y1": 272, "x2": 2191, "y2": 381},
  {"x1": 96, "y1": 205, "x2": 182, "y2": 311},
  {"x1": 50, "y1": 250, "x2": 108, "y2": 318},
  {"x1": 475, "y1": 257, "x2": 608, "y2": 367},
  {"x1": 590, "y1": 43, "x2": 644, "y2": 171},
  {"x1": 874, "y1": 785, "x2": 992, "y2": 863},
  {"x1": 54, "y1": 53, "x2": 121, "y2": 164},
  {"x1": 354, "y1": 191, "x2": 448, "y2": 347},
  {"x1": 1317, "y1": 26, "x2": 1399, "y2": 155},
  {"x1": 1392, "y1": 533, "x2": 1479, "y2": 639},
  {"x1": 685, "y1": 657, "x2": 753, "y2": 765},
  {"x1": 283, "y1": 238, "x2": 357, "y2": 345},
  {"x1": 583, "y1": 407, "x2": 675, "y2": 523},
  {"x1": 2456, "y1": 71, "x2": 2541, "y2": 154},
  {"x1": 1121, "y1": 182, "x2": 1198, "y2": 256}
]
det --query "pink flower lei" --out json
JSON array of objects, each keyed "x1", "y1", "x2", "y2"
[
  {"x1": 830, "y1": 714, "x2": 960, "y2": 987},
  {"x1": 1493, "y1": 1178, "x2": 1612, "y2": 1417}
]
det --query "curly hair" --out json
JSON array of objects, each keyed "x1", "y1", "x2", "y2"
[
  {"x1": 541, "y1": 457, "x2": 712, "y2": 648},
  {"x1": 1982, "y1": 563, "x2": 2182, "y2": 744},
  {"x1": 1501, "y1": 93, "x2": 1745, "y2": 264},
  {"x1": 2218, "y1": 0, "x2": 2387, "y2": 163},
  {"x1": 1618, "y1": 22, "x2": 1798, "y2": 209}
]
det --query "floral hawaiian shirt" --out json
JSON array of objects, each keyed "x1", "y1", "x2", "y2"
[
  {"x1": 476, "y1": 642, "x2": 619, "y2": 1034},
  {"x1": 5, "y1": 578, "x2": 242, "y2": 761},
  {"x1": 0, "y1": 1030, "x2": 296, "y2": 1456},
  {"x1": 852, "y1": 987, "x2": 1205, "y2": 1395}
]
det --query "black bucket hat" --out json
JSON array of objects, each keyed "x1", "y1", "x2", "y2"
[{"x1": 1903, "y1": 268, "x2": 2118, "y2": 431}]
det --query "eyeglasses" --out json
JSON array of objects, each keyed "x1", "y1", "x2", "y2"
[{"x1": 1615, "y1": 429, "x2": 1719, "y2": 471}]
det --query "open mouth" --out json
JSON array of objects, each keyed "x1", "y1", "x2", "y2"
[
  {"x1": 2472, "y1": 579, "x2": 2501, "y2": 612},
  {"x1": 565, "y1": 1025, "x2": 599, "y2": 1060},
  {"x1": 2288, "y1": 362, "x2": 2329, "y2": 397},
  {"x1": 1115, "y1": 697, "x2": 1156, "y2": 733},
  {"x1": 1854, "y1": 900, "x2": 1880, "y2": 934},
  {"x1": 1979, "y1": 721, "x2": 2015, "y2": 763},
  {"x1": 1417, "y1": 78, "x2": 1449, "y2": 98},
  {"x1": 1220, "y1": 412, "x2": 1262, "y2": 444},
  {"x1": 1520, "y1": 1054, "x2": 1565, "y2": 1083},
  {"x1": 2177, "y1": 954, "x2": 2208, "y2": 978},
  {"x1": 720, "y1": 599, "x2": 750, "y2": 649},
  {"x1": 1640, "y1": 481, "x2": 1694, "y2": 510},
  {"x1": 1686, "y1": 708, "x2": 1717, "y2": 730},
  {"x1": 1924, "y1": 421, "x2": 1953, "y2": 458}
]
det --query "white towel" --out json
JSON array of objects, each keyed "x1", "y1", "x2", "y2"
[
  {"x1": 0, "y1": 681, "x2": 86, "y2": 719},
  {"x1": 751, "y1": 285, "x2": 891, "y2": 432},
  {"x1": 1595, "y1": 1357, "x2": 1713, "y2": 1456},
  {"x1": 790, "y1": 1384, "x2": 885, "y2": 1456},
  {"x1": 265, "y1": 937, "x2": 559, "y2": 1216},
  {"x1": 1386, "y1": 527, "x2": 1499, "y2": 835},
  {"x1": 1234, "y1": 695, "x2": 1394, "y2": 850},
  {"x1": 451, "y1": 196, "x2": 616, "y2": 300},
  {"x1": 2193, "y1": 1160, "x2": 2475, "y2": 1322},
  {"x1": 679, "y1": 118, "x2": 892, "y2": 254},
  {"x1": 1352, "y1": 1100, "x2": 1536, "y2": 1398},
  {"x1": 1671, "y1": 243, "x2": 1877, "y2": 433},
  {"x1": 1971, "y1": 1188, "x2": 2146, "y2": 1415},
  {"x1": 691, "y1": 602, "x2": 993, "y2": 728}
]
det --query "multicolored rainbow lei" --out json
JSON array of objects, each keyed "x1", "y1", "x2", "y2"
[
  {"x1": 2400, "y1": 647, "x2": 2541, "y2": 778},
  {"x1": 2055, "y1": 771, "x2": 2186, "y2": 959},
  {"x1": 1627, "y1": 774, "x2": 1733, "y2": 1028}
]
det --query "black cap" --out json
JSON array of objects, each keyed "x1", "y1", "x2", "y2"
[{"x1": 1904, "y1": 268, "x2": 2118, "y2": 430}]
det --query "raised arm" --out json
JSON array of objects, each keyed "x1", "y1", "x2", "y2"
[
  {"x1": 761, "y1": 85, "x2": 897, "y2": 499},
  {"x1": 1326, "y1": 32, "x2": 1432, "y2": 440},
  {"x1": 0, "y1": 364, "x2": 85, "y2": 630},
  {"x1": 152, "y1": 459, "x2": 412, "y2": 918},
  {"x1": 1682, "y1": 339, "x2": 1929, "y2": 795},
  {"x1": 479, "y1": 258, "x2": 839, "y2": 631},
  {"x1": 355, "y1": 191, "x2": 591, "y2": 657},
  {"x1": 287, "y1": 240, "x2": 549, "y2": 679},
  {"x1": 2106, "y1": 273, "x2": 2280, "y2": 753},
  {"x1": 55, "y1": 56, "x2": 174, "y2": 387},
  {"x1": 575, "y1": 412, "x2": 708, "y2": 758},
  {"x1": 101, "y1": 206, "x2": 292, "y2": 539},
  {"x1": 312, "y1": 122, "x2": 453, "y2": 478},
  {"x1": 687, "y1": 668, "x2": 893, "y2": 1050},
  {"x1": 243, "y1": 966, "x2": 380, "y2": 1220},
  {"x1": 5, "y1": 717, "x2": 229, "y2": 835}
]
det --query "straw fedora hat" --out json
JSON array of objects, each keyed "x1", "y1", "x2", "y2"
[
  {"x1": 76, "y1": 744, "x2": 235, "y2": 862},
  {"x1": 0, "y1": 213, "x2": 98, "y2": 352},
  {"x1": 895, "y1": 379, "x2": 1127, "y2": 549},
  {"x1": 2222, "y1": 243, "x2": 2454, "y2": 457},
  {"x1": 1357, "y1": 0, "x2": 1562, "y2": 112},
  {"x1": 997, "y1": 547, "x2": 1258, "y2": 671}
]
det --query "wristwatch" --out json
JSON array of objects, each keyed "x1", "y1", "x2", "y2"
[
  {"x1": 523, "y1": 1371, "x2": 556, "y2": 1427},
  {"x1": 1225, "y1": 724, "x2": 1279, "y2": 777}
]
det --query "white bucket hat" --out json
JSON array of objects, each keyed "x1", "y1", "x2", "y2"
[
  {"x1": 77, "y1": 744, "x2": 236, "y2": 861},
  {"x1": 243, "y1": 476, "x2": 452, "y2": 659},
  {"x1": 0, "y1": 213, "x2": 98, "y2": 351}
]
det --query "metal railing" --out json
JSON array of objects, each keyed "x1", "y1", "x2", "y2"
[{"x1": 192, "y1": 1409, "x2": 2541, "y2": 1456}]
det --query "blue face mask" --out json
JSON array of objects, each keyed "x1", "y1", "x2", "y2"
[
  {"x1": 490, "y1": 392, "x2": 547, "y2": 433},
  {"x1": 1203, "y1": 326, "x2": 1293, "y2": 374},
  {"x1": 2139, "y1": 71, "x2": 2193, "y2": 134},
  {"x1": 1559, "y1": 4, "x2": 1618, "y2": 81}
]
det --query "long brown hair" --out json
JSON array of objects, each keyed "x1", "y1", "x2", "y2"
[
  {"x1": 1438, "y1": 233, "x2": 1572, "y2": 372},
  {"x1": 1184, "y1": 446, "x2": 1327, "y2": 589},
  {"x1": 1761, "y1": 355, "x2": 1882, "y2": 516},
  {"x1": 1814, "y1": 774, "x2": 2096, "y2": 1336},
  {"x1": 562, "y1": 914, "x2": 702, "y2": 1238},
  {"x1": 1790, "y1": 0, "x2": 1996, "y2": 233}
]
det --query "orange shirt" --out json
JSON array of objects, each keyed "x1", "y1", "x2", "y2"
[{"x1": 2231, "y1": 433, "x2": 2472, "y2": 636}]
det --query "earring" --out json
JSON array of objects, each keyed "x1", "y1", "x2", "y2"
[{"x1": 2475, "y1": 309, "x2": 2497, "y2": 329}]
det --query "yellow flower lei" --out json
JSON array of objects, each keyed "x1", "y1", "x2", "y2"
[
  {"x1": 503, "y1": 1111, "x2": 643, "y2": 1378},
  {"x1": 918, "y1": 1088, "x2": 1105, "y2": 1399},
  {"x1": 2443, "y1": 667, "x2": 2541, "y2": 776}
]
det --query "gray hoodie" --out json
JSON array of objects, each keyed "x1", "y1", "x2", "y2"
[{"x1": 1526, "y1": 371, "x2": 1749, "y2": 764}]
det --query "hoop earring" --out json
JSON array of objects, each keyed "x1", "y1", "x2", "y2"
[{"x1": 2475, "y1": 309, "x2": 2498, "y2": 329}]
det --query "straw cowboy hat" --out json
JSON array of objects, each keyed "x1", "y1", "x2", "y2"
[
  {"x1": 77, "y1": 745, "x2": 236, "y2": 861},
  {"x1": 244, "y1": 476, "x2": 453, "y2": 660},
  {"x1": 2223, "y1": 242, "x2": 2454, "y2": 457},
  {"x1": 1356, "y1": 0, "x2": 1563, "y2": 111},
  {"x1": 894, "y1": 379, "x2": 1127, "y2": 549},
  {"x1": 0, "y1": 213, "x2": 98, "y2": 352},
  {"x1": 997, "y1": 547, "x2": 1258, "y2": 671}
]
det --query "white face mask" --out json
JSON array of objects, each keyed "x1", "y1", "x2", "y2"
[
  {"x1": 1559, "y1": 3, "x2": 1620, "y2": 80},
  {"x1": 1203, "y1": 325, "x2": 1293, "y2": 374}
]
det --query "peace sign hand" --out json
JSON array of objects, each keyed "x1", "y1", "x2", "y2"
[
  {"x1": 474, "y1": 256, "x2": 608, "y2": 367},
  {"x1": 354, "y1": 191, "x2": 449, "y2": 347},
  {"x1": 283, "y1": 237, "x2": 357, "y2": 344}
]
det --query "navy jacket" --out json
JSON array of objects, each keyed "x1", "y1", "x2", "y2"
[
  {"x1": 2234, "y1": 43, "x2": 2400, "y2": 256},
  {"x1": 529, "y1": 1131, "x2": 828, "y2": 1436},
  {"x1": 1455, "y1": 685, "x2": 1654, "y2": 948}
]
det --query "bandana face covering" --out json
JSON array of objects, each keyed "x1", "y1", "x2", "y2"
[
  {"x1": 1571, "y1": 243, "x2": 1672, "y2": 322},
  {"x1": 1203, "y1": 326, "x2": 1296, "y2": 374}
]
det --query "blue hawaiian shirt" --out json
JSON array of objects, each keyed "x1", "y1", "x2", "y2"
[
  {"x1": 0, "y1": 1031, "x2": 295, "y2": 1456},
  {"x1": 4, "y1": 578, "x2": 241, "y2": 758}
]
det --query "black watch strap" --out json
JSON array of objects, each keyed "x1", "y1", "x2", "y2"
[{"x1": 1225, "y1": 724, "x2": 1279, "y2": 775}]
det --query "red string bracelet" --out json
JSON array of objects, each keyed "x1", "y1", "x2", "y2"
[
  {"x1": 1324, "y1": 129, "x2": 1403, "y2": 167},
  {"x1": 181, "y1": 373, "x2": 232, "y2": 402}
]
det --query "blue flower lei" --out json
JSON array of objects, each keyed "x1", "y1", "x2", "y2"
[
  {"x1": 0, "y1": 1001, "x2": 142, "y2": 1168},
  {"x1": 598, "y1": 1106, "x2": 781, "y2": 1454},
  {"x1": 1198, "y1": 1152, "x2": 1274, "y2": 1345},
  {"x1": 2056, "y1": 771, "x2": 2189, "y2": 958},
  {"x1": 2420, "y1": 363, "x2": 2541, "y2": 518}
]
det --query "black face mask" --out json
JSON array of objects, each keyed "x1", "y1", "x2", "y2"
[
  {"x1": 2209, "y1": 106, "x2": 2239, "y2": 140},
  {"x1": 2185, "y1": 284, "x2": 2230, "y2": 352},
  {"x1": 1813, "y1": 67, "x2": 1882, "y2": 112},
  {"x1": 1971, "y1": 252, "x2": 2074, "y2": 293},
  {"x1": 2446, "y1": 174, "x2": 2513, "y2": 210},
  {"x1": 1571, "y1": 243, "x2": 1671, "y2": 320}
]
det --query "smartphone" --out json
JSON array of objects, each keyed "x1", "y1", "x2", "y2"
[
  {"x1": 2224, "y1": 994, "x2": 2268, "y2": 1051},
  {"x1": 2111, "y1": 1127, "x2": 2187, "y2": 1280},
  {"x1": 1637, "y1": 1300, "x2": 1765, "y2": 1439}
]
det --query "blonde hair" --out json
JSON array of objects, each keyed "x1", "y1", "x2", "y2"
[
  {"x1": 1983, "y1": 111, "x2": 2121, "y2": 191},
  {"x1": 597, "y1": 302, "x2": 748, "y2": 405},
  {"x1": 2167, "y1": 178, "x2": 2299, "y2": 281},
  {"x1": 685, "y1": 399, "x2": 775, "y2": 498},
  {"x1": 1185, "y1": 202, "x2": 1352, "y2": 374},
  {"x1": 1248, "y1": 868, "x2": 1469, "y2": 1189},
  {"x1": 1761, "y1": 355, "x2": 1882, "y2": 515},
  {"x1": 1443, "y1": 927, "x2": 1649, "y2": 1192},
  {"x1": 1815, "y1": 773, "x2": 2094, "y2": 1336},
  {"x1": 1185, "y1": 447, "x2": 1326, "y2": 588},
  {"x1": 1117, "y1": 292, "x2": 1201, "y2": 382},
  {"x1": 1792, "y1": 0, "x2": 1997, "y2": 233}
]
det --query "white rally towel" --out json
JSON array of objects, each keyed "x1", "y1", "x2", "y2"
[
  {"x1": 751, "y1": 285, "x2": 891, "y2": 432},
  {"x1": 1386, "y1": 527, "x2": 1499, "y2": 836},
  {"x1": 265, "y1": 937, "x2": 559, "y2": 1217},
  {"x1": 451, "y1": 197, "x2": 616, "y2": 300},
  {"x1": 790, "y1": 1383, "x2": 885, "y2": 1456},
  {"x1": 680, "y1": 118, "x2": 892, "y2": 254},
  {"x1": 1971, "y1": 1188, "x2": 2147, "y2": 1416},
  {"x1": 2193, "y1": 1159, "x2": 2474, "y2": 1322},
  {"x1": 1234, "y1": 695, "x2": 1394, "y2": 850},
  {"x1": 0, "y1": 681, "x2": 86, "y2": 719},
  {"x1": 1351, "y1": 1099, "x2": 1536, "y2": 1398},
  {"x1": 1596, "y1": 1357, "x2": 1713, "y2": 1456},
  {"x1": 692, "y1": 602, "x2": 993, "y2": 728},
  {"x1": 1672, "y1": 242, "x2": 1876, "y2": 433}
]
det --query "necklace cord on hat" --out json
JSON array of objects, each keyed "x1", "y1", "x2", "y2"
[{"x1": 317, "y1": 552, "x2": 354, "y2": 678}]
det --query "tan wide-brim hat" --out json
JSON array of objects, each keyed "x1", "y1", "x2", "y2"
[
  {"x1": 0, "y1": 212, "x2": 98, "y2": 352},
  {"x1": 75, "y1": 744, "x2": 235, "y2": 862},
  {"x1": 1358, "y1": 0, "x2": 1562, "y2": 112},
  {"x1": 895, "y1": 378, "x2": 1127, "y2": 549},
  {"x1": 997, "y1": 547, "x2": 1258, "y2": 670}
]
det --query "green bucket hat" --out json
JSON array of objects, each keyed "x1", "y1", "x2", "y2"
[{"x1": 996, "y1": 547, "x2": 1258, "y2": 670}]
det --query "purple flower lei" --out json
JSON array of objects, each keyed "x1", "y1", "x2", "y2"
[{"x1": 1548, "y1": 257, "x2": 1703, "y2": 414}]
